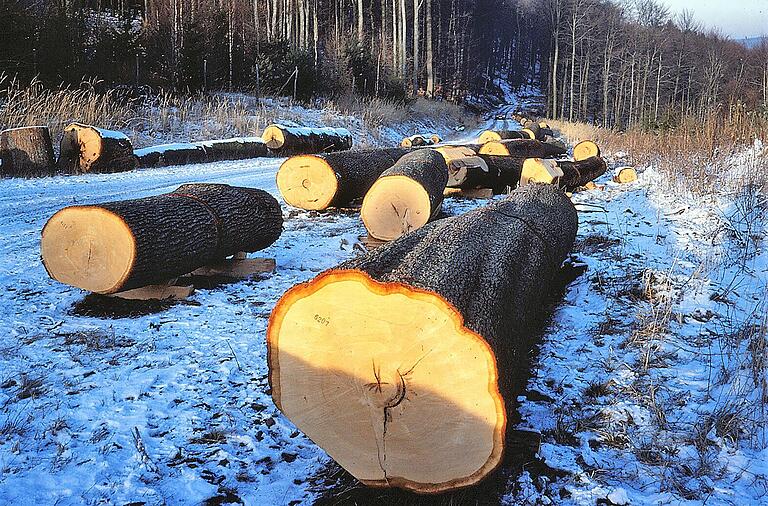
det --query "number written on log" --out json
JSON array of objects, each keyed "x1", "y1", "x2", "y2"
[{"x1": 314, "y1": 314, "x2": 330, "y2": 327}]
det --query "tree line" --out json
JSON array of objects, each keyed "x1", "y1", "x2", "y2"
[{"x1": 0, "y1": 0, "x2": 766, "y2": 129}]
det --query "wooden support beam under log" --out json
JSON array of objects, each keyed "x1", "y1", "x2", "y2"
[
  {"x1": 267, "y1": 184, "x2": 578, "y2": 493},
  {"x1": 0, "y1": 126, "x2": 56, "y2": 177}
]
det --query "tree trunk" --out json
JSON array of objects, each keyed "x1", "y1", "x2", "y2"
[
  {"x1": 262, "y1": 124, "x2": 352, "y2": 154},
  {"x1": 425, "y1": 0, "x2": 434, "y2": 97},
  {"x1": 267, "y1": 184, "x2": 578, "y2": 493},
  {"x1": 478, "y1": 139, "x2": 566, "y2": 158},
  {"x1": 41, "y1": 184, "x2": 282, "y2": 294},
  {"x1": 0, "y1": 126, "x2": 56, "y2": 178},
  {"x1": 135, "y1": 138, "x2": 269, "y2": 168},
  {"x1": 478, "y1": 129, "x2": 529, "y2": 143},
  {"x1": 57, "y1": 123, "x2": 137, "y2": 174},
  {"x1": 276, "y1": 147, "x2": 411, "y2": 210},
  {"x1": 524, "y1": 156, "x2": 606, "y2": 189},
  {"x1": 447, "y1": 154, "x2": 525, "y2": 192},
  {"x1": 400, "y1": 134, "x2": 441, "y2": 147},
  {"x1": 361, "y1": 149, "x2": 448, "y2": 241}
]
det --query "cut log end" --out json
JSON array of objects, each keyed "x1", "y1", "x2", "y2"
[
  {"x1": 478, "y1": 131, "x2": 502, "y2": 144},
  {"x1": 262, "y1": 125, "x2": 286, "y2": 149},
  {"x1": 267, "y1": 269, "x2": 505, "y2": 493},
  {"x1": 521, "y1": 158, "x2": 564, "y2": 186},
  {"x1": 613, "y1": 167, "x2": 638, "y2": 183},
  {"x1": 521, "y1": 128, "x2": 536, "y2": 140},
  {"x1": 573, "y1": 140, "x2": 600, "y2": 161},
  {"x1": 361, "y1": 175, "x2": 433, "y2": 241},
  {"x1": 41, "y1": 206, "x2": 136, "y2": 294},
  {"x1": 477, "y1": 141, "x2": 509, "y2": 156},
  {"x1": 276, "y1": 155, "x2": 338, "y2": 210}
]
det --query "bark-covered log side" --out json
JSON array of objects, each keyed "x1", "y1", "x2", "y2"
[
  {"x1": 339, "y1": 183, "x2": 578, "y2": 392},
  {"x1": 88, "y1": 195, "x2": 221, "y2": 291},
  {"x1": 172, "y1": 183, "x2": 283, "y2": 256},
  {"x1": 135, "y1": 139, "x2": 270, "y2": 168},
  {"x1": 487, "y1": 139, "x2": 567, "y2": 158},
  {"x1": 558, "y1": 156, "x2": 608, "y2": 189},
  {"x1": 380, "y1": 148, "x2": 448, "y2": 218},
  {"x1": 448, "y1": 155, "x2": 525, "y2": 192},
  {"x1": 135, "y1": 144, "x2": 207, "y2": 168},
  {"x1": 267, "y1": 125, "x2": 353, "y2": 154},
  {"x1": 314, "y1": 147, "x2": 412, "y2": 207},
  {"x1": 56, "y1": 128, "x2": 81, "y2": 174},
  {"x1": 57, "y1": 124, "x2": 137, "y2": 174},
  {"x1": 92, "y1": 135, "x2": 137, "y2": 173},
  {"x1": 0, "y1": 126, "x2": 56, "y2": 177},
  {"x1": 496, "y1": 130, "x2": 529, "y2": 140}
]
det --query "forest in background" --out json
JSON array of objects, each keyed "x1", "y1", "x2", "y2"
[{"x1": 0, "y1": 0, "x2": 767, "y2": 130}]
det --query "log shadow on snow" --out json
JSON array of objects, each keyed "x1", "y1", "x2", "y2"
[
  {"x1": 70, "y1": 274, "x2": 273, "y2": 318},
  {"x1": 307, "y1": 259, "x2": 587, "y2": 505}
]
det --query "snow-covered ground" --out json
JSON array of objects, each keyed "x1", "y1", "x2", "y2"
[{"x1": 1, "y1": 97, "x2": 766, "y2": 505}]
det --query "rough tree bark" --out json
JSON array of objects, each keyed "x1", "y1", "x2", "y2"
[
  {"x1": 361, "y1": 149, "x2": 448, "y2": 241},
  {"x1": 276, "y1": 147, "x2": 411, "y2": 210},
  {"x1": 267, "y1": 183, "x2": 578, "y2": 493},
  {"x1": 0, "y1": 126, "x2": 56, "y2": 177},
  {"x1": 478, "y1": 139, "x2": 566, "y2": 158},
  {"x1": 262, "y1": 124, "x2": 352, "y2": 154},
  {"x1": 135, "y1": 138, "x2": 269, "y2": 168},
  {"x1": 41, "y1": 184, "x2": 282, "y2": 294},
  {"x1": 57, "y1": 123, "x2": 137, "y2": 174}
]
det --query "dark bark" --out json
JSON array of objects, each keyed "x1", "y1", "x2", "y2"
[
  {"x1": 313, "y1": 147, "x2": 412, "y2": 207},
  {"x1": 380, "y1": 148, "x2": 448, "y2": 218},
  {"x1": 265, "y1": 125, "x2": 353, "y2": 154},
  {"x1": 558, "y1": 156, "x2": 608, "y2": 189},
  {"x1": 488, "y1": 139, "x2": 567, "y2": 158},
  {"x1": 0, "y1": 126, "x2": 56, "y2": 177},
  {"x1": 135, "y1": 139, "x2": 270, "y2": 168},
  {"x1": 492, "y1": 130, "x2": 529, "y2": 140},
  {"x1": 448, "y1": 155, "x2": 525, "y2": 192},
  {"x1": 57, "y1": 124, "x2": 137, "y2": 174},
  {"x1": 339, "y1": 183, "x2": 578, "y2": 391}
]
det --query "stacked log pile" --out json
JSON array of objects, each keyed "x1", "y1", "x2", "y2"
[
  {"x1": 262, "y1": 124, "x2": 352, "y2": 154},
  {"x1": 41, "y1": 183, "x2": 282, "y2": 294},
  {"x1": 267, "y1": 183, "x2": 578, "y2": 493},
  {"x1": 0, "y1": 126, "x2": 56, "y2": 177},
  {"x1": 401, "y1": 133, "x2": 442, "y2": 147}
]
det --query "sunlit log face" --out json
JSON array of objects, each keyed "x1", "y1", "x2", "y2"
[
  {"x1": 267, "y1": 270, "x2": 506, "y2": 493},
  {"x1": 276, "y1": 155, "x2": 339, "y2": 210}
]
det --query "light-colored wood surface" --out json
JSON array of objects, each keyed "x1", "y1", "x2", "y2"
[
  {"x1": 109, "y1": 284, "x2": 194, "y2": 300},
  {"x1": 262, "y1": 125, "x2": 286, "y2": 149},
  {"x1": 276, "y1": 155, "x2": 338, "y2": 210},
  {"x1": 444, "y1": 187, "x2": 494, "y2": 199},
  {"x1": 190, "y1": 257, "x2": 276, "y2": 278},
  {"x1": 361, "y1": 175, "x2": 432, "y2": 241},
  {"x1": 477, "y1": 130, "x2": 503, "y2": 144},
  {"x1": 613, "y1": 166, "x2": 638, "y2": 183},
  {"x1": 521, "y1": 158, "x2": 564, "y2": 185},
  {"x1": 41, "y1": 206, "x2": 136, "y2": 294},
  {"x1": 573, "y1": 140, "x2": 600, "y2": 161},
  {"x1": 268, "y1": 270, "x2": 505, "y2": 493},
  {"x1": 477, "y1": 141, "x2": 509, "y2": 156}
]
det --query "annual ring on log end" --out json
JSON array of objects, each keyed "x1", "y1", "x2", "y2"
[
  {"x1": 267, "y1": 270, "x2": 506, "y2": 494},
  {"x1": 361, "y1": 175, "x2": 433, "y2": 241},
  {"x1": 41, "y1": 206, "x2": 136, "y2": 294},
  {"x1": 276, "y1": 155, "x2": 339, "y2": 210}
]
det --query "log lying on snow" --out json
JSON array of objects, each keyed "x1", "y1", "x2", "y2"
[
  {"x1": 276, "y1": 147, "x2": 411, "y2": 210},
  {"x1": 613, "y1": 166, "x2": 637, "y2": 183},
  {"x1": 135, "y1": 137, "x2": 269, "y2": 168},
  {"x1": 573, "y1": 140, "x2": 601, "y2": 161},
  {"x1": 262, "y1": 124, "x2": 352, "y2": 154},
  {"x1": 448, "y1": 154, "x2": 524, "y2": 192},
  {"x1": 267, "y1": 184, "x2": 578, "y2": 493},
  {"x1": 522, "y1": 156, "x2": 607, "y2": 189},
  {"x1": 0, "y1": 126, "x2": 56, "y2": 177},
  {"x1": 41, "y1": 183, "x2": 282, "y2": 294},
  {"x1": 361, "y1": 149, "x2": 448, "y2": 241},
  {"x1": 401, "y1": 134, "x2": 441, "y2": 147},
  {"x1": 478, "y1": 139, "x2": 567, "y2": 158},
  {"x1": 477, "y1": 129, "x2": 529, "y2": 144},
  {"x1": 57, "y1": 123, "x2": 137, "y2": 174}
]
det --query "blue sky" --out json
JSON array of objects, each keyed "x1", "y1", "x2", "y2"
[{"x1": 660, "y1": 0, "x2": 768, "y2": 38}]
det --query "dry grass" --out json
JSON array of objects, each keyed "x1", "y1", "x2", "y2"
[{"x1": 550, "y1": 108, "x2": 768, "y2": 195}]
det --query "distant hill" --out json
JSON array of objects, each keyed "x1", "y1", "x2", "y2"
[{"x1": 740, "y1": 36, "x2": 767, "y2": 49}]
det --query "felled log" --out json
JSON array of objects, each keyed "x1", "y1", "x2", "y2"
[
  {"x1": 0, "y1": 126, "x2": 56, "y2": 177},
  {"x1": 361, "y1": 149, "x2": 447, "y2": 241},
  {"x1": 41, "y1": 183, "x2": 282, "y2": 294},
  {"x1": 401, "y1": 134, "x2": 441, "y2": 147},
  {"x1": 613, "y1": 166, "x2": 637, "y2": 183},
  {"x1": 267, "y1": 183, "x2": 578, "y2": 493},
  {"x1": 573, "y1": 140, "x2": 601, "y2": 161},
  {"x1": 135, "y1": 138, "x2": 269, "y2": 168},
  {"x1": 448, "y1": 154, "x2": 526, "y2": 193},
  {"x1": 57, "y1": 123, "x2": 137, "y2": 174},
  {"x1": 521, "y1": 156, "x2": 607, "y2": 189},
  {"x1": 478, "y1": 129, "x2": 528, "y2": 144},
  {"x1": 478, "y1": 139, "x2": 567, "y2": 158},
  {"x1": 276, "y1": 147, "x2": 411, "y2": 210},
  {"x1": 521, "y1": 122, "x2": 541, "y2": 140},
  {"x1": 262, "y1": 124, "x2": 352, "y2": 154}
]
